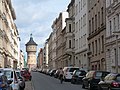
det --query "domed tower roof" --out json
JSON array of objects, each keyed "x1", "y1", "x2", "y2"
[{"x1": 26, "y1": 34, "x2": 37, "y2": 46}]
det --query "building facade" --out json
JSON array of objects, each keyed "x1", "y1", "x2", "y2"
[
  {"x1": 87, "y1": 0, "x2": 106, "y2": 70},
  {"x1": 26, "y1": 34, "x2": 37, "y2": 71},
  {"x1": 37, "y1": 48, "x2": 44, "y2": 69},
  {"x1": 48, "y1": 33, "x2": 53, "y2": 69},
  {"x1": 74, "y1": 0, "x2": 88, "y2": 69},
  {"x1": 65, "y1": 0, "x2": 75, "y2": 67},
  {"x1": 51, "y1": 20, "x2": 57, "y2": 69},
  {"x1": 19, "y1": 50, "x2": 25, "y2": 69},
  {"x1": 106, "y1": 0, "x2": 120, "y2": 73},
  {"x1": 0, "y1": 0, "x2": 19, "y2": 68},
  {"x1": 56, "y1": 12, "x2": 68, "y2": 69},
  {"x1": 43, "y1": 40, "x2": 48, "y2": 69}
]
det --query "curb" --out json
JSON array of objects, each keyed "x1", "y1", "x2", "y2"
[{"x1": 31, "y1": 79, "x2": 35, "y2": 90}]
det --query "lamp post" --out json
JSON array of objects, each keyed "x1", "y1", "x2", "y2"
[{"x1": 113, "y1": 31, "x2": 120, "y2": 73}]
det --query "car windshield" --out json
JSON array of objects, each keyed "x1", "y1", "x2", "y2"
[
  {"x1": 116, "y1": 76, "x2": 120, "y2": 81},
  {"x1": 95, "y1": 72, "x2": 102, "y2": 77},
  {"x1": 69, "y1": 68, "x2": 79, "y2": 72},
  {"x1": 4, "y1": 71, "x2": 13, "y2": 79}
]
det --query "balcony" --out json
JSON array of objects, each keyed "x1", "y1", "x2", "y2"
[
  {"x1": 65, "y1": 48, "x2": 74, "y2": 54},
  {"x1": 65, "y1": 32, "x2": 73, "y2": 38}
]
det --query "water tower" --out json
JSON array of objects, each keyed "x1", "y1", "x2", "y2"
[{"x1": 26, "y1": 34, "x2": 37, "y2": 71}]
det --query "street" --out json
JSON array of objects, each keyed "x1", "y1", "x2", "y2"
[{"x1": 31, "y1": 72, "x2": 86, "y2": 90}]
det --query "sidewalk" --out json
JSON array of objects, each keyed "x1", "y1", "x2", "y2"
[{"x1": 25, "y1": 81, "x2": 33, "y2": 90}]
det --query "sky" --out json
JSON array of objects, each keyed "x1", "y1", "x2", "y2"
[{"x1": 11, "y1": 0, "x2": 70, "y2": 55}]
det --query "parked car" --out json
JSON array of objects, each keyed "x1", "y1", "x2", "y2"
[
  {"x1": 82, "y1": 70, "x2": 110, "y2": 90},
  {"x1": 54, "y1": 70, "x2": 60, "y2": 78},
  {"x1": 0, "y1": 68, "x2": 20, "y2": 90},
  {"x1": 63, "y1": 67, "x2": 79, "y2": 81},
  {"x1": 49, "y1": 69, "x2": 56, "y2": 76},
  {"x1": 16, "y1": 70, "x2": 25, "y2": 90},
  {"x1": 21, "y1": 70, "x2": 32, "y2": 81},
  {"x1": 71, "y1": 70, "x2": 86, "y2": 84},
  {"x1": 0, "y1": 74, "x2": 12, "y2": 90},
  {"x1": 98, "y1": 73, "x2": 120, "y2": 90}
]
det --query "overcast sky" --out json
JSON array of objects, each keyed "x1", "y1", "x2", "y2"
[{"x1": 11, "y1": 0, "x2": 70, "y2": 54}]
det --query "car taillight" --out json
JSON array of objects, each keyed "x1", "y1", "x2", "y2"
[{"x1": 111, "y1": 82, "x2": 119, "y2": 87}]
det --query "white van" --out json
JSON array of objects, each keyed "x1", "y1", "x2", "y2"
[{"x1": 63, "y1": 67, "x2": 79, "y2": 80}]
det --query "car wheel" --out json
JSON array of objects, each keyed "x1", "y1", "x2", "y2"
[
  {"x1": 88, "y1": 83, "x2": 92, "y2": 90},
  {"x1": 71, "y1": 79, "x2": 76, "y2": 84},
  {"x1": 98, "y1": 85, "x2": 103, "y2": 90},
  {"x1": 108, "y1": 87, "x2": 111, "y2": 90},
  {"x1": 82, "y1": 83, "x2": 85, "y2": 89}
]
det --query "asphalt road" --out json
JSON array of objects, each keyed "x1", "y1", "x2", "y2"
[{"x1": 31, "y1": 72, "x2": 86, "y2": 90}]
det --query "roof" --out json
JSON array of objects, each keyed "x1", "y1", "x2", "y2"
[{"x1": 26, "y1": 34, "x2": 37, "y2": 46}]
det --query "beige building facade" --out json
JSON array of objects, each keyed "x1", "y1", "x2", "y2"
[
  {"x1": 48, "y1": 33, "x2": 53, "y2": 69},
  {"x1": 56, "y1": 12, "x2": 68, "y2": 69},
  {"x1": 106, "y1": 0, "x2": 120, "y2": 73},
  {"x1": 87, "y1": 0, "x2": 106, "y2": 70},
  {"x1": 37, "y1": 48, "x2": 44, "y2": 69},
  {"x1": 65, "y1": 0, "x2": 75, "y2": 67},
  {"x1": 0, "y1": 0, "x2": 19, "y2": 68},
  {"x1": 19, "y1": 50, "x2": 25, "y2": 69}
]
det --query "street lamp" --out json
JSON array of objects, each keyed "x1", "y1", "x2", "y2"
[{"x1": 113, "y1": 31, "x2": 120, "y2": 73}]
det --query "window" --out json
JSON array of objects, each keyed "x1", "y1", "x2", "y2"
[
  {"x1": 98, "y1": 38, "x2": 100, "y2": 54},
  {"x1": 79, "y1": 38, "x2": 80, "y2": 48},
  {"x1": 92, "y1": 17, "x2": 94, "y2": 33},
  {"x1": 101, "y1": 7, "x2": 104, "y2": 25},
  {"x1": 79, "y1": 19, "x2": 80, "y2": 31},
  {"x1": 69, "y1": 40, "x2": 71, "y2": 48},
  {"x1": 69, "y1": 24, "x2": 71, "y2": 32},
  {"x1": 76, "y1": 4, "x2": 78, "y2": 15},
  {"x1": 92, "y1": 42, "x2": 94, "y2": 55},
  {"x1": 95, "y1": 40, "x2": 97, "y2": 55},
  {"x1": 101, "y1": 36, "x2": 104, "y2": 52},
  {"x1": 88, "y1": 43, "x2": 91, "y2": 51},
  {"x1": 110, "y1": 21, "x2": 112, "y2": 35},
  {"x1": 81, "y1": 17, "x2": 82, "y2": 29},
  {"x1": 76, "y1": 22, "x2": 78, "y2": 32},
  {"x1": 81, "y1": 0, "x2": 82, "y2": 10},
  {"x1": 98, "y1": 12, "x2": 100, "y2": 28},
  {"x1": 79, "y1": 2, "x2": 80, "y2": 12},
  {"x1": 89, "y1": 20, "x2": 91, "y2": 35},
  {"x1": 117, "y1": 14, "x2": 119, "y2": 30},
  {"x1": 113, "y1": 18, "x2": 116, "y2": 31},
  {"x1": 95, "y1": 15, "x2": 97, "y2": 30}
]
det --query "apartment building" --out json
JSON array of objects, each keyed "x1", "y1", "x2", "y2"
[
  {"x1": 87, "y1": 0, "x2": 106, "y2": 70},
  {"x1": 0, "y1": 0, "x2": 20, "y2": 68},
  {"x1": 56, "y1": 12, "x2": 68, "y2": 68},
  {"x1": 43, "y1": 40, "x2": 48, "y2": 68},
  {"x1": 37, "y1": 48, "x2": 43, "y2": 68},
  {"x1": 65, "y1": 0, "x2": 75, "y2": 67},
  {"x1": 19, "y1": 50, "x2": 25, "y2": 69},
  {"x1": 51, "y1": 20, "x2": 57, "y2": 69},
  {"x1": 106, "y1": 0, "x2": 120, "y2": 73},
  {"x1": 75, "y1": 0, "x2": 88, "y2": 70},
  {"x1": 48, "y1": 33, "x2": 53, "y2": 69}
]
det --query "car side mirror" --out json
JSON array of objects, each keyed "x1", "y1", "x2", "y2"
[{"x1": 19, "y1": 76, "x2": 23, "y2": 81}]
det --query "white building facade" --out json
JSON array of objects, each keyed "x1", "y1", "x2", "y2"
[
  {"x1": 106, "y1": 0, "x2": 120, "y2": 73},
  {"x1": 75, "y1": 0, "x2": 88, "y2": 69},
  {"x1": 51, "y1": 21, "x2": 57, "y2": 69}
]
